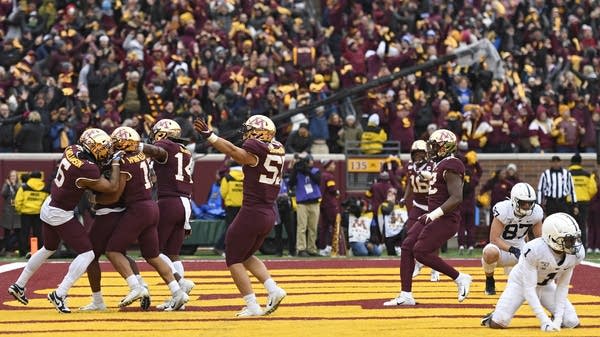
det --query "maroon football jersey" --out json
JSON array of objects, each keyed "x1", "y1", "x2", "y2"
[
  {"x1": 153, "y1": 139, "x2": 193, "y2": 198},
  {"x1": 406, "y1": 160, "x2": 435, "y2": 208},
  {"x1": 428, "y1": 156, "x2": 465, "y2": 216},
  {"x1": 241, "y1": 138, "x2": 285, "y2": 208},
  {"x1": 119, "y1": 152, "x2": 153, "y2": 204},
  {"x1": 49, "y1": 145, "x2": 101, "y2": 211}
]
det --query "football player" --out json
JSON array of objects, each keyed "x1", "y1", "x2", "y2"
[
  {"x1": 99, "y1": 127, "x2": 188, "y2": 310},
  {"x1": 481, "y1": 212, "x2": 584, "y2": 331},
  {"x1": 482, "y1": 182, "x2": 543, "y2": 295},
  {"x1": 384, "y1": 129, "x2": 472, "y2": 306},
  {"x1": 80, "y1": 169, "x2": 151, "y2": 311},
  {"x1": 8, "y1": 129, "x2": 122, "y2": 313},
  {"x1": 139, "y1": 119, "x2": 196, "y2": 310},
  {"x1": 401, "y1": 140, "x2": 440, "y2": 282},
  {"x1": 194, "y1": 115, "x2": 287, "y2": 317}
]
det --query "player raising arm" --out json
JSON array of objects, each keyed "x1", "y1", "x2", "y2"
[
  {"x1": 482, "y1": 212, "x2": 584, "y2": 331},
  {"x1": 194, "y1": 115, "x2": 287, "y2": 317},
  {"x1": 482, "y1": 182, "x2": 543, "y2": 295}
]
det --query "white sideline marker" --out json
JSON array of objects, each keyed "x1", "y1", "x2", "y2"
[{"x1": 0, "y1": 262, "x2": 26, "y2": 274}]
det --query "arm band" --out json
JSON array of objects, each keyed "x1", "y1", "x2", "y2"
[
  {"x1": 429, "y1": 207, "x2": 444, "y2": 221},
  {"x1": 207, "y1": 133, "x2": 219, "y2": 144}
]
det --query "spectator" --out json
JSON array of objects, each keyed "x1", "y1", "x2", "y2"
[
  {"x1": 505, "y1": 163, "x2": 520, "y2": 185},
  {"x1": 285, "y1": 122, "x2": 312, "y2": 154},
  {"x1": 360, "y1": 113, "x2": 387, "y2": 155},
  {"x1": 348, "y1": 202, "x2": 382, "y2": 257},
  {"x1": 365, "y1": 171, "x2": 393, "y2": 217},
  {"x1": 458, "y1": 148, "x2": 482, "y2": 255},
  {"x1": 289, "y1": 153, "x2": 321, "y2": 257},
  {"x1": 309, "y1": 106, "x2": 329, "y2": 154},
  {"x1": 337, "y1": 114, "x2": 362, "y2": 153},
  {"x1": 1, "y1": 170, "x2": 20, "y2": 255},
  {"x1": 568, "y1": 154, "x2": 597, "y2": 251},
  {"x1": 0, "y1": 103, "x2": 20, "y2": 152},
  {"x1": 15, "y1": 111, "x2": 44, "y2": 153},
  {"x1": 326, "y1": 112, "x2": 343, "y2": 154},
  {"x1": 537, "y1": 156, "x2": 578, "y2": 216},
  {"x1": 14, "y1": 171, "x2": 48, "y2": 257},
  {"x1": 48, "y1": 107, "x2": 75, "y2": 152}
]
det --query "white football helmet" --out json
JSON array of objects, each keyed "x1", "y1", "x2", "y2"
[
  {"x1": 242, "y1": 115, "x2": 276, "y2": 142},
  {"x1": 79, "y1": 128, "x2": 113, "y2": 162},
  {"x1": 111, "y1": 126, "x2": 141, "y2": 153},
  {"x1": 151, "y1": 118, "x2": 181, "y2": 141},
  {"x1": 542, "y1": 212, "x2": 582, "y2": 254},
  {"x1": 510, "y1": 182, "x2": 536, "y2": 217},
  {"x1": 427, "y1": 129, "x2": 457, "y2": 161},
  {"x1": 410, "y1": 140, "x2": 428, "y2": 163}
]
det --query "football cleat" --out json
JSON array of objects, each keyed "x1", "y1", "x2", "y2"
[
  {"x1": 179, "y1": 278, "x2": 195, "y2": 295},
  {"x1": 140, "y1": 285, "x2": 151, "y2": 310},
  {"x1": 79, "y1": 302, "x2": 107, "y2": 311},
  {"x1": 48, "y1": 291, "x2": 71, "y2": 313},
  {"x1": 164, "y1": 290, "x2": 189, "y2": 312},
  {"x1": 111, "y1": 126, "x2": 141, "y2": 153},
  {"x1": 455, "y1": 273, "x2": 473, "y2": 302},
  {"x1": 383, "y1": 294, "x2": 416, "y2": 306},
  {"x1": 412, "y1": 261, "x2": 423, "y2": 278},
  {"x1": 8, "y1": 284, "x2": 28, "y2": 305},
  {"x1": 481, "y1": 312, "x2": 494, "y2": 327},
  {"x1": 264, "y1": 287, "x2": 286, "y2": 315},
  {"x1": 235, "y1": 306, "x2": 264, "y2": 317},
  {"x1": 485, "y1": 276, "x2": 496, "y2": 295},
  {"x1": 430, "y1": 270, "x2": 440, "y2": 282},
  {"x1": 151, "y1": 119, "x2": 182, "y2": 142},
  {"x1": 79, "y1": 128, "x2": 113, "y2": 162},
  {"x1": 119, "y1": 286, "x2": 148, "y2": 308}
]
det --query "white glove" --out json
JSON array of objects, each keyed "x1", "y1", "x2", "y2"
[
  {"x1": 540, "y1": 320, "x2": 560, "y2": 332},
  {"x1": 418, "y1": 171, "x2": 433, "y2": 181}
]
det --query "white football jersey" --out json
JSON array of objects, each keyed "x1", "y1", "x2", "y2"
[
  {"x1": 509, "y1": 238, "x2": 584, "y2": 287},
  {"x1": 492, "y1": 200, "x2": 544, "y2": 247}
]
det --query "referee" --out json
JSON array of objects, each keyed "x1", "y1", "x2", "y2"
[{"x1": 537, "y1": 156, "x2": 579, "y2": 217}]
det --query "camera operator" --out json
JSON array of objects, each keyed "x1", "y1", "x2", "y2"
[{"x1": 289, "y1": 153, "x2": 321, "y2": 257}]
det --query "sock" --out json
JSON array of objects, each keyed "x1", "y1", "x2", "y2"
[
  {"x1": 92, "y1": 291, "x2": 104, "y2": 304},
  {"x1": 56, "y1": 250, "x2": 95, "y2": 297},
  {"x1": 126, "y1": 275, "x2": 140, "y2": 290},
  {"x1": 159, "y1": 253, "x2": 177, "y2": 274},
  {"x1": 136, "y1": 274, "x2": 147, "y2": 287},
  {"x1": 16, "y1": 247, "x2": 55, "y2": 287},
  {"x1": 482, "y1": 258, "x2": 497, "y2": 275},
  {"x1": 486, "y1": 275, "x2": 495, "y2": 281},
  {"x1": 173, "y1": 261, "x2": 184, "y2": 278},
  {"x1": 400, "y1": 291, "x2": 412, "y2": 298},
  {"x1": 168, "y1": 280, "x2": 180, "y2": 295},
  {"x1": 264, "y1": 278, "x2": 278, "y2": 293},
  {"x1": 243, "y1": 293, "x2": 259, "y2": 310}
]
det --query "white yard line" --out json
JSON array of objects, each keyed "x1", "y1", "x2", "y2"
[
  {"x1": 582, "y1": 260, "x2": 600, "y2": 268},
  {"x1": 0, "y1": 262, "x2": 26, "y2": 274}
]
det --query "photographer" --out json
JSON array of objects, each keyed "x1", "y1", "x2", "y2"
[{"x1": 289, "y1": 153, "x2": 321, "y2": 257}]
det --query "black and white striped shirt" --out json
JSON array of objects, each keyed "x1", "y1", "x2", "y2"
[{"x1": 537, "y1": 168, "x2": 577, "y2": 204}]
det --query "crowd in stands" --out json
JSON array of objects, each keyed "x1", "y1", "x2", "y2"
[{"x1": 0, "y1": 1, "x2": 599, "y2": 155}]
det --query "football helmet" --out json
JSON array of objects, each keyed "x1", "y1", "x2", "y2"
[
  {"x1": 427, "y1": 129, "x2": 457, "y2": 161},
  {"x1": 151, "y1": 118, "x2": 181, "y2": 142},
  {"x1": 79, "y1": 128, "x2": 112, "y2": 162},
  {"x1": 241, "y1": 115, "x2": 276, "y2": 142},
  {"x1": 410, "y1": 140, "x2": 428, "y2": 162},
  {"x1": 542, "y1": 212, "x2": 582, "y2": 254},
  {"x1": 111, "y1": 126, "x2": 141, "y2": 153},
  {"x1": 510, "y1": 182, "x2": 537, "y2": 217}
]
